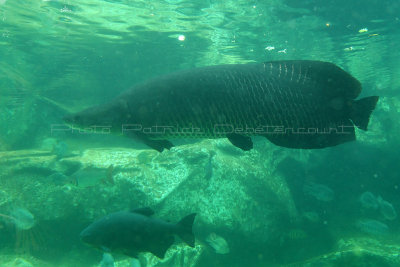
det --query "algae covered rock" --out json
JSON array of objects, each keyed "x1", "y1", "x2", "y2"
[{"x1": 283, "y1": 238, "x2": 400, "y2": 267}]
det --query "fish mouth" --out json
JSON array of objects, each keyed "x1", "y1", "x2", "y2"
[
  {"x1": 62, "y1": 114, "x2": 77, "y2": 126},
  {"x1": 79, "y1": 229, "x2": 91, "y2": 243},
  {"x1": 62, "y1": 114, "x2": 85, "y2": 130}
]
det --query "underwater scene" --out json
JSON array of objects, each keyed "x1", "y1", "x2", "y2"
[{"x1": 0, "y1": 0, "x2": 400, "y2": 266}]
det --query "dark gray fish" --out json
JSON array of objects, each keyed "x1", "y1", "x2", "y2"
[
  {"x1": 64, "y1": 61, "x2": 379, "y2": 152},
  {"x1": 80, "y1": 208, "x2": 196, "y2": 259}
]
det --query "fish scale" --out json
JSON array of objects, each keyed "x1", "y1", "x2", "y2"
[
  {"x1": 150, "y1": 62, "x2": 363, "y2": 137},
  {"x1": 64, "y1": 60, "x2": 379, "y2": 152}
]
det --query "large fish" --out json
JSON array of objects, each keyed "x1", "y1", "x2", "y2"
[
  {"x1": 64, "y1": 60, "x2": 379, "y2": 152},
  {"x1": 80, "y1": 208, "x2": 196, "y2": 259}
]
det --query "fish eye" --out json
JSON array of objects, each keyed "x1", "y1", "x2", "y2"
[{"x1": 73, "y1": 115, "x2": 81, "y2": 122}]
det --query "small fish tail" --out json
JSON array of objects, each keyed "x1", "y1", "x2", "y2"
[
  {"x1": 176, "y1": 213, "x2": 196, "y2": 247},
  {"x1": 350, "y1": 96, "x2": 379, "y2": 131}
]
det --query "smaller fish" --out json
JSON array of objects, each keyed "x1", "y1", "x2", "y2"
[
  {"x1": 80, "y1": 208, "x2": 196, "y2": 259},
  {"x1": 205, "y1": 232, "x2": 229, "y2": 254},
  {"x1": 303, "y1": 182, "x2": 334, "y2": 202},
  {"x1": 0, "y1": 207, "x2": 35, "y2": 230},
  {"x1": 286, "y1": 229, "x2": 308, "y2": 240},
  {"x1": 356, "y1": 219, "x2": 389, "y2": 236},
  {"x1": 9, "y1": 207, "x2": 35, "y2": 230},
  {"x1": 359, "y1": 191, "x2": 379, "y2": 210},
  {"x1": 71, "y1": 165, "x2": 114, "y2": 188},
  {"x1": 377, "y1": 196, "x2": 397, "y2": 220},
  {"x1": 302, "y1": 211, "x2": 320, "y2": 223}
]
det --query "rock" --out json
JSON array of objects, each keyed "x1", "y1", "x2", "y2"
[
  {"x1": 0, "y1": 140, "x2": 297, "y2": 265},
  {"x1": 0, "y1": 256, "x2": 48, "y2": 267},
  {"x1": 288, "y1": 238, "x2": 400, "y2": 266}
]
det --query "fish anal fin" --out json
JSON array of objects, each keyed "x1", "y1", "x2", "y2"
[
  {"x1": 264, "y1": 121, "x2": 356, "y2": 149},
  {"x1": 151, "y1": 236, "x2": 174, "y2": 259},
  {"x1": 125, "y1": 131, "x2": 173, "y2": 152},
  {"x1": 145, "y1": 139, "x2": 174, "y2": 152},
  {"x1": 140, "y1": 136, "x2": 173, "y2": 152},
  {"x1": 131, "y1": 207, "x2": 154, "y2": 216},
  {"x1": 226, "y1": 133, "x2": 253, "y2": 151},
  {"x1": 176, "y1": 213, "x2": 196, "y2": 247}
]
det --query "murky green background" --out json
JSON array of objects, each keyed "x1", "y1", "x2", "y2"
[{"x1": 0, "y1": 0, "x2": 399, "y2": 266}]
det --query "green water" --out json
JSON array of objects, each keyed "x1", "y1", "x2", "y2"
[{"x1": 0, "y1": 0, "x2": 399, "y2": 266}]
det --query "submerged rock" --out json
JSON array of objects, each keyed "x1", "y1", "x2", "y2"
[
  {"x1": 288, "y1": 238, "x2": 400, "y2": 266},
  {"x1": 0, "y1": 258, "x2": 34, "y2": 267},
  {"x1": 12, "y1": 258, "x2": 34, "y2": 267},
  {"x1": 100, "y1": 253, "x2": 114, "y2": 267},
  {"x1": 130, "y1": 258, "x2": 141, "y2": 267},
  {"x1": 0, "y1": 142, "x2": 296, "y2": 266}
]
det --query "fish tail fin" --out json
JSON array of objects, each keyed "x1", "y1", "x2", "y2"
[
  {"x1": 176, "y1": 213, "x2": 196, "y2": 247},
  {"x1": 350, "y1": 96, "x2": 379, "y2": 131}
]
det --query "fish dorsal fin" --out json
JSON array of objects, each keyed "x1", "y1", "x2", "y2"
[{"x1": 131, "y1": 207, "x2": 154, "y2": 216}]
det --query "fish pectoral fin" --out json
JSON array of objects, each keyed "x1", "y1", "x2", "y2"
[
  {"x1": 226, "y1": 134, "x2": 253, "y2": 151},
  {"x1": 131, "y1": 207, "x2": 154, "y2": 216},
  {"x1": 264, "y1": 120, "x2": 355, "y2": 149},
  {"x1": 141, "y1": 135, "x2": 174, "y2": 152},
  {"x1": 126, "y1": 132, "x2": 174, "y2": 152}
]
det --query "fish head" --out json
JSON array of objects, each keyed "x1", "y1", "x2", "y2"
[
  {"x1": 63, "y1": 106, "x2": 108, "y2": 128},
  {"x1": 80, "y1": 224, "x2": 105, "y2": 248},
  {"x1": 63, "y1": 100, "x2": 128, "y2": 132}
]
